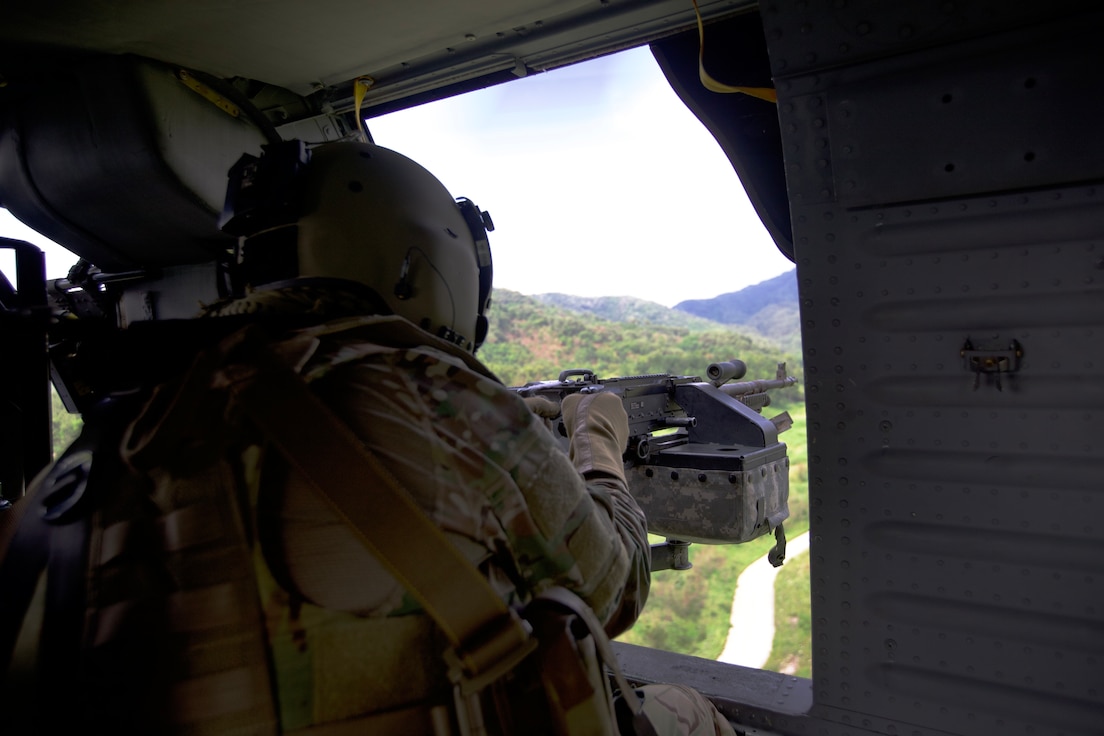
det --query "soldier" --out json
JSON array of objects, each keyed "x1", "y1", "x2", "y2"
[
  {"x1": 1, "y1": 140, "x2": 735, "y2": 735},
  {"x1": 210, "y1": 139, "x2": 657, "y2": 730}
]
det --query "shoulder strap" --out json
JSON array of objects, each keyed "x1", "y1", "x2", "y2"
[
  {"x1": 223, "y1": 325, "x2": 658, "y2": 735},
  {"x1": 220, "y1": 326, "x2": 535, "y2": 687}
]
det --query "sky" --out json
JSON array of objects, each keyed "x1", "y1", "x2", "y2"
[{"x1": 0, "y1": 46, "x2": 794, "y2": 307}]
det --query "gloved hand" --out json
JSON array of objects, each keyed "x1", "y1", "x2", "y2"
[
  {"x1": 522, "y1": 396, "x2": 562, "y2": 419},
  {"x1": 561, "y1": 392, "x2": 629, "y2": 479}
]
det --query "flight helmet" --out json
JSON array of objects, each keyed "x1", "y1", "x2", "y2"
[{"x1": 222, "y1": 140, "x2": 494, "y2": 353}]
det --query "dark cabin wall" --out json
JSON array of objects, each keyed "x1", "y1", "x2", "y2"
[
  {"x1": 769, "y1": 2, "x2": 1104, "y2": 735},
  {"x1": 621, "y1": 3, "x2": 1104, "y2": 735}
]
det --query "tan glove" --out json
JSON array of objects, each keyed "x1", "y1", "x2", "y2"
[
  {"x1": 522, "y1": 395, "x2": 562, "y2": 419},
  {"x1": 561, "y1": 391, "x2": 629, "y2": 479}
]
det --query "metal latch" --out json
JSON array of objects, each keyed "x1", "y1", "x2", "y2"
[{"x1": 960, "y1": 339, "x2": 1023, "y2": 391}]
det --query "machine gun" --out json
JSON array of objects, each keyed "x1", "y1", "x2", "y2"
[{"x1": 512, "y1": 361, "x2": 798, "y2": 570}]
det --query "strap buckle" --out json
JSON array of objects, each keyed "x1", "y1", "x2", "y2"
[{"x1": 443, "y1": 611, "x2": 536, "y2": 697}]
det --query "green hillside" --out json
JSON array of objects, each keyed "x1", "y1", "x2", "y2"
[
  {"x1": 744, "y1": 302, "x2": 802, "y2": 354},
  {"x1": 533, "y1": 293, "x2": 727, "y2": 331},
  {"x1": 533, "y1": 271, "x2": 802, "y2": 358},
  {"x1": 481, "y1": 289, "x2": 802, "y2": 401}
]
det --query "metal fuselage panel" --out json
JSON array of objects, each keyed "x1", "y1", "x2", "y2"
[{"x1": 765, "y1": 3, "x2": 1104, "y2": 735}]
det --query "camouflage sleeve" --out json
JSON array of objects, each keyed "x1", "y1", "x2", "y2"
[
  {"x1": 561, "y1": 391, "x2": 650, "y2": 637},
  {"x1": 457, "y1": 373, "x2": 651, "y2": 637},
  {"x1": 581, "y1": 473, "x2": 651, "y2": 637},
  {"x1": 497, "y1": 419, "x2": 651, "y2": 636},
  {"x1": 307, "y1": 344, "x2": 650, "y2": 633}
]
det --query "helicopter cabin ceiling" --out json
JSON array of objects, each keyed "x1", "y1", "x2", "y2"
[
  {"x1": 0, "y1": 0, "x2": 756, "y2": 119},
  {"x1": 0, "y1": 0, "x2": 764, "y2": 271}
]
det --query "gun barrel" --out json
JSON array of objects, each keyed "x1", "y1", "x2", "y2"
[
  {"x1": 706, "y1": 360, "x2": 747, "y2": 384},
  {"x1": 718, "y1": 375, "x2": 798, "y2": 398}
]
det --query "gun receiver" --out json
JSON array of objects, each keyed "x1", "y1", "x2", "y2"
[{"x1": 512, "y1": 361, "x2": 798, "y2": 566}]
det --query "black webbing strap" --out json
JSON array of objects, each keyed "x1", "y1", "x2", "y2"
[
  {"x1": 0, "y1": 400, "x2": 133, "y2": 730},
  {"x1": 0, "y1": 473, "x2": 51, "y2": 672},
  {"x1": 0, "y1": 409, "x2": 112, "y2": 673}
]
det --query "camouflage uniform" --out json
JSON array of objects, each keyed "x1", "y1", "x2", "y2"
[
  {"x1": 630, "y1": 685, "x2": 737, "y2": 736},
  {"x1": 208, "y1": 283, "x2": 735, "y2": 735}
]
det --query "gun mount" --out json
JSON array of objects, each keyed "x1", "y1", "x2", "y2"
[{"x1": 513, "y1": 361, "x2": 798, "y2": 568}]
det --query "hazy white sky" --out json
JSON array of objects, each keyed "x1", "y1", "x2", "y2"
[{"x1": 0, "y1": 46, "x2": 793, "y2": 307}]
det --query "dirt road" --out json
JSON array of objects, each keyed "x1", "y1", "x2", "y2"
[{"x1": 716, "y1": 531, "x2": 810, "y2": 668}]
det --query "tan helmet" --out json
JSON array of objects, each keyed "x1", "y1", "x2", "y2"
[{"x1": 294, "y1": 141, "x2": 494, "y2": 352}]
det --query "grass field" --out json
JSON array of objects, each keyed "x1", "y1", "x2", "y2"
[{"x1": 762, "y1": 549, "x2": 812, "y2": 677}]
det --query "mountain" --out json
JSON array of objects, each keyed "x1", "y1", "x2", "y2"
[
  {"x1": 674, "y1": 269, "x2": 797, "y2": 323},
  {"x1": 532, "y1": 294, "x2": 725, "y2": 331},
  {"x1": 674, "y1": 270, "x2": 799, "y2": 351},
  {"x1": 528, "y1": 270, "x2": 802, "y2": 353}
]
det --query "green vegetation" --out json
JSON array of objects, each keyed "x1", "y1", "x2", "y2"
[
  {"x1": 480, "y1": 287, "x2": 810, "y2": 668},
  {"x1": 763, "y1": 550, "x2": 812, "y2": 678},
  {"x1": 617, "y1": 539, "x2": 773, "y2": 657},
  {"x1": 51, "y1": 387, "x2": 82, "y2": 458},
  {"x1": 482, "y1": 289, "x2": 803, "y2": 393}
]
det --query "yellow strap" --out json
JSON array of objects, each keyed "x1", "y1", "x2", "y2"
[
  {"x1": 176, "y1": 69, "x2": 242, "y2": 118},
  {"x1": 353, "y1": 76, "x2": 374, "y2": 142},
  {"x1": 691, "y1": 0, "x2": 777, "y2": 102}
]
